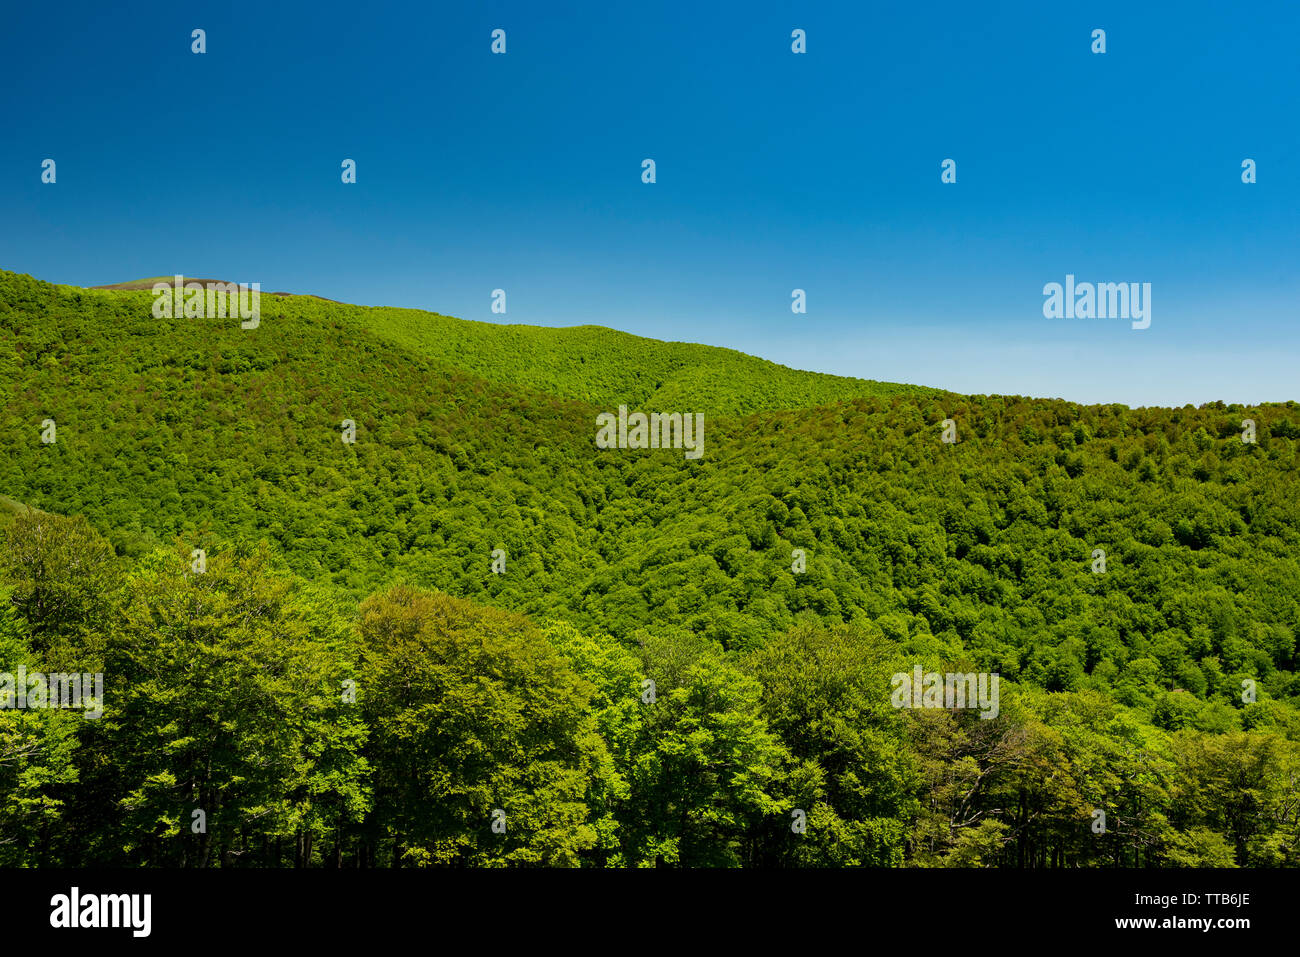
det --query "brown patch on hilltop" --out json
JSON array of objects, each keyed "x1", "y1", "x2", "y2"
[{"x1": 91, "y1": 277, "x2": 339, "y2": 302}]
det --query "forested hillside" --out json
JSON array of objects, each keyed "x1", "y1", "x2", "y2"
[{"x1": 1, "y1": 268, "x2": 1298, "y2": 868}]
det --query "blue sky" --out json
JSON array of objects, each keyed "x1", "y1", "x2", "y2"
[{"x1": 2, "y1": 0, "x2": 1297, "y2": 406}]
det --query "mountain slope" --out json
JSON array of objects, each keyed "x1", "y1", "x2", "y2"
[
  {"x1": 83, "y1": 272, "x2": 947, "y2": 415},
  {"x1": 355, "y1": 303, "x2": 947, "y2": 414},
  {"x1": 2, "y1": 265, "x2": 1297, "y2": 684}
]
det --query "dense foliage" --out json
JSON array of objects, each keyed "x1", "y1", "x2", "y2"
[{"x1": 1, "y1": 269, "x2": 1298, "y2": 867}]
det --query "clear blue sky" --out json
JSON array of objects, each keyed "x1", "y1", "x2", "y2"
[{"x1": 2, "y1": 0, "x2": 1297, "y2": 406}]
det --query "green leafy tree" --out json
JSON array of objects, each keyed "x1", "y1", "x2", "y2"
[
  {"x1": 98, "y1": 542, "x2": 368, "y2": 867},
  {"x1": 358, "y1": 586, "x2": 610, "y2": 866}
]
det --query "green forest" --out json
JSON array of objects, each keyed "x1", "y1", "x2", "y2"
[{"x1": 1, "y1": 268, "x2": 1298, "y2": 867}]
